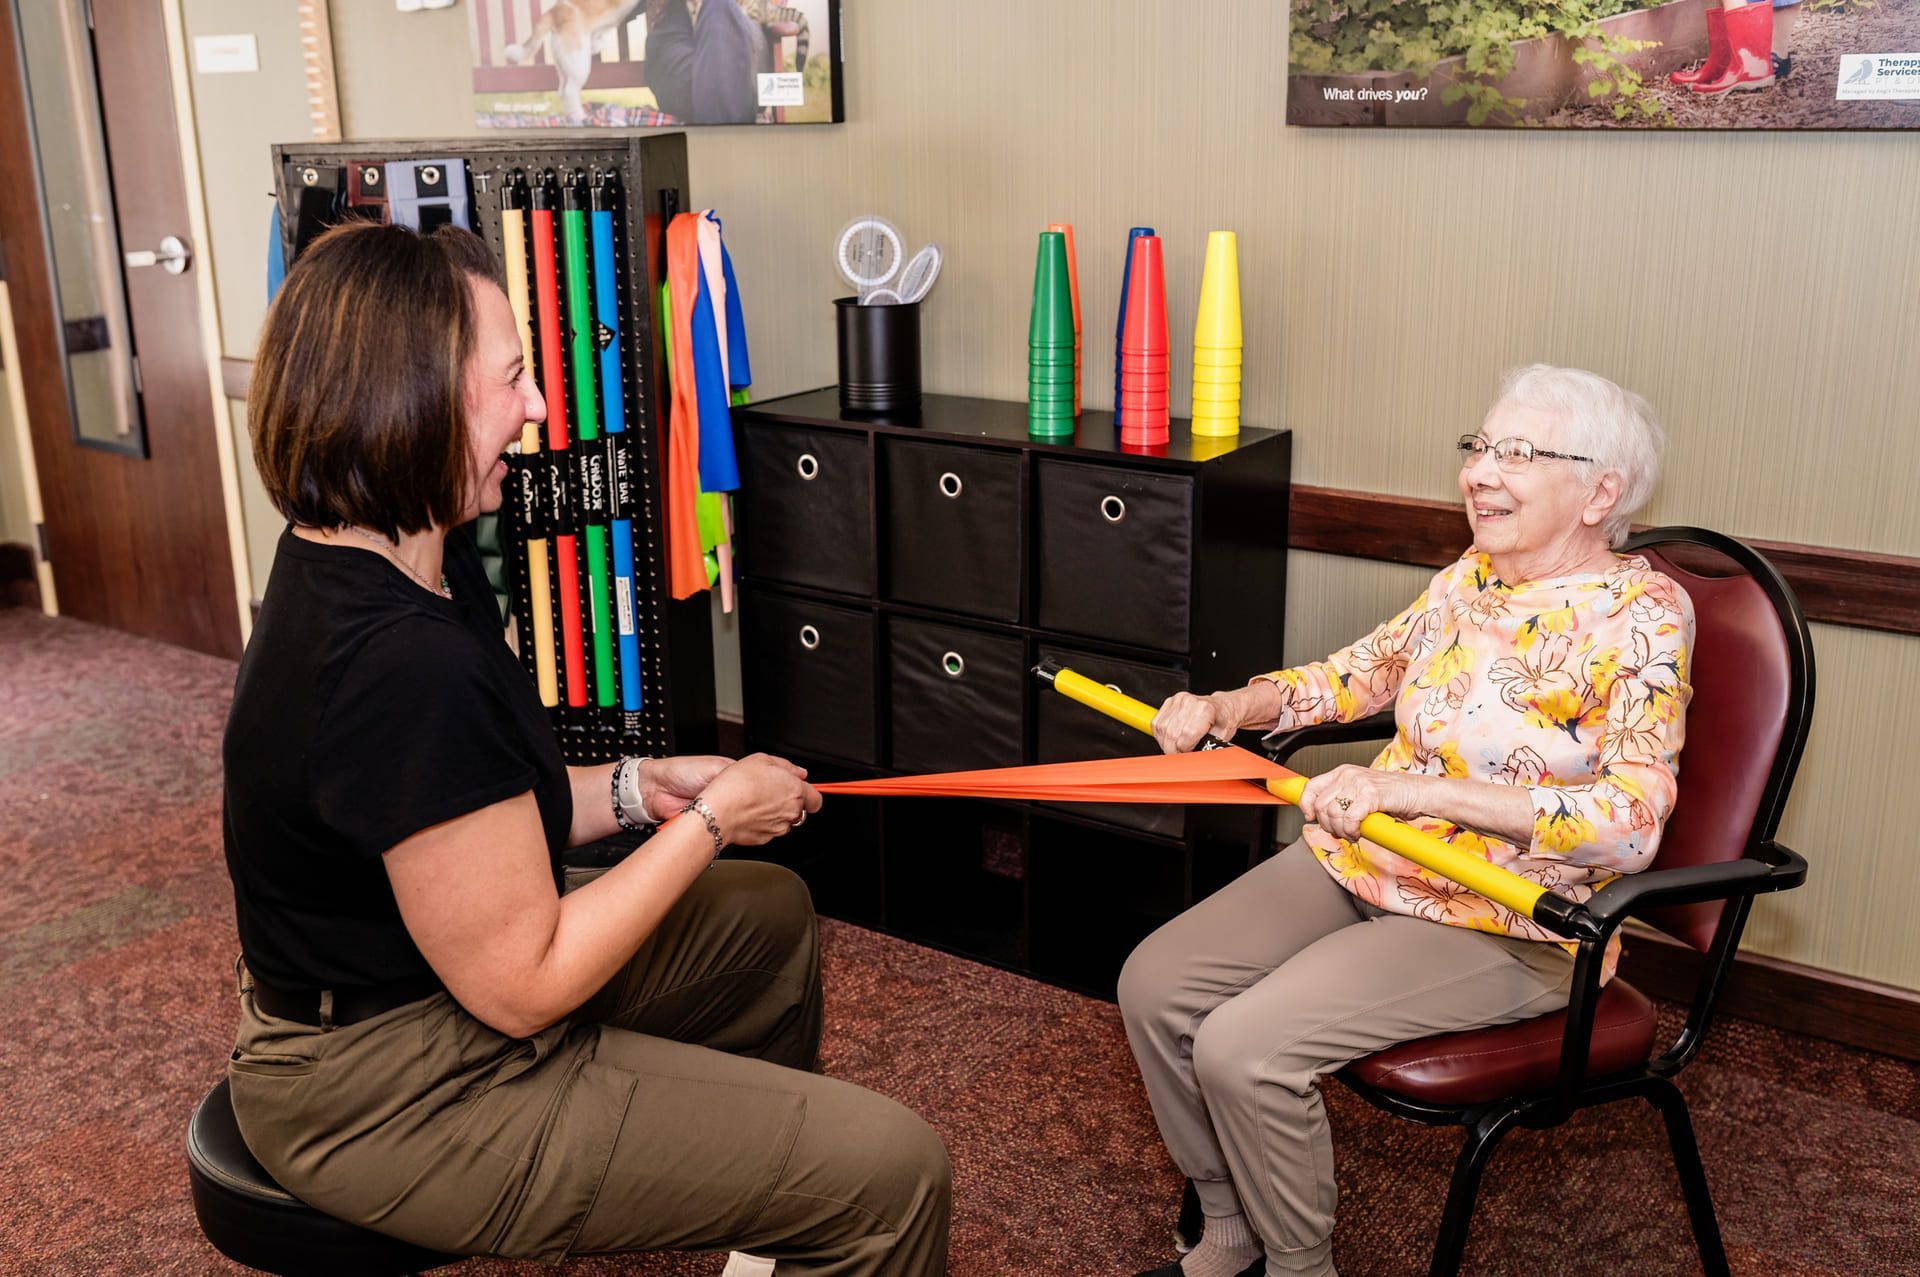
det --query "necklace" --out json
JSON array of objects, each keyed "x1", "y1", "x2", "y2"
[{"x1": 343, "y1": 526, "x2": 452, "y2": 599}]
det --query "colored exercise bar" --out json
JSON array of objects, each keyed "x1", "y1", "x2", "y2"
[
  {"x1": 591, "y1": 173, "x2": 643, "y2": 716},
  {"x1": 499, "y1": 173, "x2": 558, "y2": 708},
  {"x1": 531, "y1": 173, "x2": 587, "y2": 708},
  {"x1": 1035, "y1": 663, "x2": 1598, "y2": 940},
  {"x1": 562, "y1": 173, "x2": 616, "y2": 710}
]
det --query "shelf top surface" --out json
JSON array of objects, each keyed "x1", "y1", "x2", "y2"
[{"x1": 740, "y1": 389, "x2": 1288, "y2": 463}]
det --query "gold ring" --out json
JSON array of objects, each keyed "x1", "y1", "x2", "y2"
[{"x1": 1337, "y1": 797, "x2": 1352, "y2": 810}]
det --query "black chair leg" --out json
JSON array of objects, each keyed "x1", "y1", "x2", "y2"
[
  {"x1": 1646, "y1": 1078, "x2": 1730, "y2": 1277},
  {"x1": 1175, "y1": 1178, "x2": 1203, "y2": 1252},
  {"x1": 1428, "y1": 1111, "x2": 1515, "y2": 1277}
]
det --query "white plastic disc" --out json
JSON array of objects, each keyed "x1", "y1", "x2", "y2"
[
  {"x1": 859, "y1": 287, "x2": 902, "y2": 306},
  {"x1": 835, "y1": 216, "x2": 904, "y2": 292},
  {"x1": 897, "y1": 243, "x2": 943, "y2": 304}
]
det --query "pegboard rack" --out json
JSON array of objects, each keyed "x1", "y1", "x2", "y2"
[{"x1": 272, "y1": 135, "x2": 713, "y2": 763}]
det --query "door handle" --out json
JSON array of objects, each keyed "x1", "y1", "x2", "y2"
[{"x1": 123, "y1": 235, "x2": 191, "y2": 275}]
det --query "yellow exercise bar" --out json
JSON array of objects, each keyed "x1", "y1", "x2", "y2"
[{"x1": 1037, "y1": 663, "x2": 1598, "y2": 940}]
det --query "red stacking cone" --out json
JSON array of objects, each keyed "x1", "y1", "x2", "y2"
[{"x1": 1117, "y1": 234, "x2": 1168, "y2": 445}]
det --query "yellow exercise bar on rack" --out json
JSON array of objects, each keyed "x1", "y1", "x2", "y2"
[{"x1": 1038, "y1": 663, "x2": 1599, "y2": 941}]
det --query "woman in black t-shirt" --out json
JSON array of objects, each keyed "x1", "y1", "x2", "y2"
[{"x1": 223, "y1": 222, "x2": 949, "y2": 1274}]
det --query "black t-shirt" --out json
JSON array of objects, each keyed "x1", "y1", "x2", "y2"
[{"x1": 222, "y1": 525, "x2": 571, "y2": 992}]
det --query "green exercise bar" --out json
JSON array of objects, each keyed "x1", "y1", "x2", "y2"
[{"x1": 561, "y1": 171, "x2": 615, "y2": 709}]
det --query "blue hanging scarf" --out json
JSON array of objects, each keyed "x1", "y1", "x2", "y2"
[{"x1": 691, "y1": 211, "x2": 745, "y2": 493}]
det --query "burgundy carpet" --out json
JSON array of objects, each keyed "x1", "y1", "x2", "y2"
[{"x1": 1, "y1": 606, "x2": 1916, "y2": 1275}]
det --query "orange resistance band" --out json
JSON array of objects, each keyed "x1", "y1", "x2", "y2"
[{"x1": 814, "y1": 746, "x2": 1299, "y2": 805}]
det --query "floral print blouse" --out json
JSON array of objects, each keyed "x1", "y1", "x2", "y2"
[{"x1": 1258, "y1": 550, "x2": 1695, "y2": 976}]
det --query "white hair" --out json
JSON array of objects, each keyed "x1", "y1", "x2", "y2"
[{"x1": 1491, "y1": 364, "x2": 1665, "y2": 548}]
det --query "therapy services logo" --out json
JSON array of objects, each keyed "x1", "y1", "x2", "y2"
[{"x1": 1836, "y1": 53, "x2": 1920, "y2": 100}]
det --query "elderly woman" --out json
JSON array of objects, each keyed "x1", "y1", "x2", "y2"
[
  {"x1": 1122, "y1": 366, "x2": 1693, "y2": 1277},
  {"x1": 224, "y1": 222, "x2": 949, "y2": 1274}
]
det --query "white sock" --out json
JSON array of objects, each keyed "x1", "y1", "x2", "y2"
[
  {"x1": 720, "y1": 1254, "x2": 776, "y2": 1277},
  {"x1": 1182, "y1": 1212, "x2": 1261, "y2": 1277}
]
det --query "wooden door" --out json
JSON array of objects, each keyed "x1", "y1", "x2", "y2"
[{"x1": 0, "y1": 0, "x2": 241, "y2": 658}]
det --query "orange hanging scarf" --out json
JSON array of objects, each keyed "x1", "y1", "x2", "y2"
[{"x1": 664, "y1": 213, "x2": 708, "y2": 599}]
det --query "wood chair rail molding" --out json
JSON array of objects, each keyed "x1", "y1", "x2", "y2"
[
  {"x1": 215, "y1": 358, "x2": 1917, "y2": 637},
  {"x1": 1288, "y1": 485, "x2": 1920, "y2": 638}
]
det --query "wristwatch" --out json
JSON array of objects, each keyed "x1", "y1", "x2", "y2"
[{"x1": 612, "y1": 756, "x2": 660, "y2": 831}]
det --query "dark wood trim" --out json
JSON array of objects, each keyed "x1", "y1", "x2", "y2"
[
  {"x1": 0, "y1": 541, "x2": 38, "y2": 609},
  {"x1": 1287, "y1": 484, "x2": 1920, "y2": 638},
  {"x1": 206, "y1": 379, "x2": 1916, "y2": 636},
  {"x1": 1619, "y1": 926, "x2": 1920, "y2": 1063},
  {"x1": 221, "y1": 356, "x2": 251, "y2": 401}
]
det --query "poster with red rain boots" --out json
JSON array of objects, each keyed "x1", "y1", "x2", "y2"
[{"x1": 1287, "y1": 0, "x2": 1920, "y2": 129}]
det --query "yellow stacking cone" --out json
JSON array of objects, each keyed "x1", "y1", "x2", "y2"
[{"x1": 1191, "y1": 230, "x2": 1241, "y2": 437}]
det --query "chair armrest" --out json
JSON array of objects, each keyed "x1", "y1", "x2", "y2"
[
  {"x1": 1260, "y1": 711, "x2": 1397, "y2": 767},
  {"x1": 1582, "y1": 841, "x2": 1807, "y2": 929}
]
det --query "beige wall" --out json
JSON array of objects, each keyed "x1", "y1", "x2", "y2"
[
  {"x1": 180, "y1": 0, "x2": 315, "y2": 592},
  {"x1": 177, "y1": 1, "x2": 1920, "y2": 989}
]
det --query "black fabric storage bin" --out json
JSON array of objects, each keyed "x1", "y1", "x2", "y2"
[
  {"x1": 1035, "y1": 643, "x2": 1189, "y2": 838},
  {"x1": 881, "y1": 439, "x2": 1023, "y2": 622},
  {"x1": 1034, "y1": 460, "x2": 1193, "y2": 653},
  {"x1": 887, "y1": 616, "x2": 1025, "y2": 774},
  {"x1": 740, "y1": 589, "x2": 878, "y2": 765},
  {"x1": 737, "y1": 767, "x2": 883, "y2": 928},
  {"x1": 737, "y1": 424, "x2": 872, "y2": 595}
]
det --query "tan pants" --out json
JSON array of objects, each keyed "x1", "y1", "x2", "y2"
[
  {"x1": 228, "y1": 860, "x2": 950, "y2": 1275},
  {"x1": 1118, "y1": 841, "x2": 1574, "y2": 1276}
]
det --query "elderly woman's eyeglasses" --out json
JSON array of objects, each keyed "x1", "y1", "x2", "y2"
[{"x1": 1456, "y1": 435, "x2": 1594, "y2": 472}]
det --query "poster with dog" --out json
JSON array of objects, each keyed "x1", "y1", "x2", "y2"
[
  {"x1": 1287, "y1": 0, "x2": 1920, "y2": 129},
  {"x1": 471, "y1": 0, "x2": 842, "y2": 128}
]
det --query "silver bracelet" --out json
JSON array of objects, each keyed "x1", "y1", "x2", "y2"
[
  {"x1": 611, "y1": 756, "x2": 659, "y2": 832},
  {"x1": 682, "y1": 797, "x2": 725, "y2": 861}
]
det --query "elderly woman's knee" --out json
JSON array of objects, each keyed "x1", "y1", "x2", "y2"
[
  {"x1": 1117, "y1": 928, "x2": 1186, "y2": 1031},
  {"x1": 1191, "y1": 995, "x2": 1314, "y2": 1100}
]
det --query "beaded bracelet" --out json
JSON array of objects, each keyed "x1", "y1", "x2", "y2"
[{"x1": 682, "y1": 797, "x2": 726, "y2": 861}]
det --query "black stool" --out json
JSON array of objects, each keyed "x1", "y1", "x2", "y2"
[{"x1": 186, "y1": 1078, "x2": 460, "y2": 1276}]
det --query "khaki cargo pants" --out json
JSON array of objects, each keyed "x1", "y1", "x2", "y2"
[{"x1": 228, "y1": 860, "x2": 950, "y2": 1274}]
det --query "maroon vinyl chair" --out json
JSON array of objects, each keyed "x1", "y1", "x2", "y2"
[{"x1": 1174, "y1": 527, "x2": 1815, "y2": 1276}]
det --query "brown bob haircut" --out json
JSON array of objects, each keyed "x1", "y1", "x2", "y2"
[{"x1": 249, "y1": 221, "x2": 505, "y2": 539}]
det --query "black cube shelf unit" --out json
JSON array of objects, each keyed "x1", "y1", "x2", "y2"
[{"x1": 732, "y1": 389, "x2": 1292, "y2": 997}]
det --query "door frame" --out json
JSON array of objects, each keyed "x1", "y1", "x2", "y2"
[
  {"x1": 0, "y1": 0, "x2": 252, "y2": 651},
  {"x1": 159, "y1": 0, "x2": 253, "y2": 643}
]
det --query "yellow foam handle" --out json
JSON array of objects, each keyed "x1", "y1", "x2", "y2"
[
  {"x1": 1053, "y1": 668, "x2": 1158, "y2": 735},
  {"x1": 1048, "y1": 668, "x2": 1555, "y2": 925}
]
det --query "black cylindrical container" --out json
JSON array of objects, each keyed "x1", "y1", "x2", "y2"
[{"x1": 836, "y1": 296, "x2": 921, "y2": 414}]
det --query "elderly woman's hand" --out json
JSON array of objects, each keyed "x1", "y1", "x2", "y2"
[
  {"x1": 1298, "y1": 765, "x2": 1433, "y2": 842},
  {"x1": 1153, "y1": 689, "x2": 1251, "y2": 754}
]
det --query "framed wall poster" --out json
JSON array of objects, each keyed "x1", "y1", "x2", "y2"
[
  {"x1": 1287, "y1": 0, "x2": 1920, "y2": 128},
  {"x1": 471, "y1": 0, "x2": 843, "y2": 128}
]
